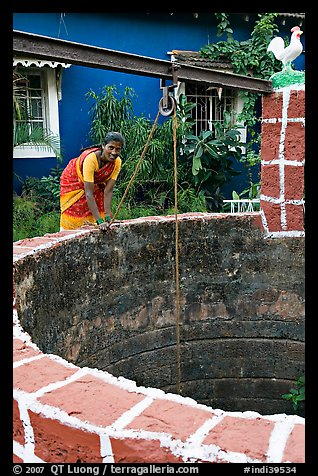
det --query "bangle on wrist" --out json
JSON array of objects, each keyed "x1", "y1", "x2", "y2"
[
  {"x1": 105, "y1": 215, "x2": 111, "y2": 222},
  {"x1": 96, "y1": 218, "x2": 104, "y2": 225}
]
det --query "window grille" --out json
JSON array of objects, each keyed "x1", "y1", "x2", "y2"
[
  {"x1": 185, "y1": 83, "x2": 235, "y2": 136},
  {"x1": 14, "y1": 69, "x2": 46, "y2": 132},
  {"x1": 13, "y1": 65, "x2": 61, "y2": 159}
]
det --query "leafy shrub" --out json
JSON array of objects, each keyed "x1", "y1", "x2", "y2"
[
  {"x1": 13, "y1": 192, "x2": 60, "y2": 241},
  {"x1": 282, "y1": 376, "x2": 305, "y2": 412}
]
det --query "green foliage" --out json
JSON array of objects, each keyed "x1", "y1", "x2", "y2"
[
  {"x1": 21, "y1": 167, "x2": 62, "y2": 212},
  {"x1": 13, "y1": 167, "x2": 63, "y2": 241},
  {"x1": 85, "y1": 85, "x2": 208, "y2": 214},
  {"x1": 13, "y1": 192, "x2": 60, "y2": 241},
  {"x1": 214, "y1": 13, "x2": 233, "y2": 39},
  {"x1": 86, "y1": 85, "x2": 253, "y2": 214},
  {"x1": 14, "y1": 124, "x2": 62, "y2": 161},
  {"x1": 205, "y1": 13, "x2": 281, "y2": 79},
  {"x1": 202, "y1": 13, "x2": 283, "y2": 187},
  {"x1": 86, "y1": 85, "x2": 135, "y2": 143},
  {"x1": 282, "y1": 376, "x2": 305, "y2": 412},
  {"x1": 182, "y1": 111, "x2": 242, "y2": 211}
]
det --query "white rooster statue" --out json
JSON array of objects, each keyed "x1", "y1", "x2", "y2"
[{"x1": 267, "y1": 26, "x2": 303, "y2": 71}]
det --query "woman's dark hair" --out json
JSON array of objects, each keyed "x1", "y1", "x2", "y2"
[
  {"x1": 104, "y1": 131, "x2": 124, "y2": 146},
  {"x1": 80, "y1": 131, "x2": 124, "y2": 153}
]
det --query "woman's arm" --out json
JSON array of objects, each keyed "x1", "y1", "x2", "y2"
[
  {"x1": 84, "y1": 181, "x2": 102, "y2": 221},
  {"x1": 104, "y1": 179, "x2": 116, "y2": 218}
]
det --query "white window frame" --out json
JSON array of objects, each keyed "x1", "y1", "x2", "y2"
[{"x1": 13, "y1": 66, "x2": 60, "y2": 159}]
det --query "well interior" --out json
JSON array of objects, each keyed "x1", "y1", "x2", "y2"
[{"x1": 13, "y1": 214, "x2": 305, "y2": 416}]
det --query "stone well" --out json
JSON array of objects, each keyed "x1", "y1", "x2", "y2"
[{"x1": 14, "y1": 213, "x2": 304, "y2": 416}]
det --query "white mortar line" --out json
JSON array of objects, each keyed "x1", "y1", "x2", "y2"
[
  {"x1": 279, "y1": 87, "x2": 291, "y2": 230},
  {"x1": 185, "y1": 414, "x2": 225, "y2": 445},
  {"x1": 14, "y1": 354, "x2": 46, "y2": 368},
  {"x1": 260, "y1": 195, "x2": 283, "y2": 204},
  {"x1": 31, "y1": 367, "x2": 89, "y2": 398},
  {"x1": 261, "y1": 159, "x2": 305, "y2": 166},
  {"x1": 266, "y1": 419, "x2": 295, "y2": 463},
  {"x1": 266, "y1": 230, "x2": 305, "y2": 238},
  {"x1": 262, "y1": 117, "x2": 305, "y2": 124},
  {"x1": 260, "y1": 195, "x2": 305, "y2": 206},
  {"x1": 13, "y1": 440, "x2": 45, "y2": 463},
  {"x1": 109, "y1": 396, "x2": 154, "y2": 430},
  {"x1": 17, "y1": 401, "x2": 36, "y2": 462},
  {"x1": 260, "y1": 207, "x2": 270, "y2": 234},
  {"x1": 100, "y1": 433, "x2": 115, "y2": 463}
]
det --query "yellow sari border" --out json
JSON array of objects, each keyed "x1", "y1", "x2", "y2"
[{"x1": 60, "y1": 189, "x2": 85, "y2": 213}]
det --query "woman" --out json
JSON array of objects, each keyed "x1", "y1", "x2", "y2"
[{"x1": 60, "y1": 132, "x2": 124, "y2": 231}]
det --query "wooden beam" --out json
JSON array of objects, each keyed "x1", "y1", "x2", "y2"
[{"x1": 13, "y1": 30, "x2": 272, "y2": 93}]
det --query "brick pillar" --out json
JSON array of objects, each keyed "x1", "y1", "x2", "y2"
[{"x1": 260, "y1": 84, "x2": 305, "y2": 237}]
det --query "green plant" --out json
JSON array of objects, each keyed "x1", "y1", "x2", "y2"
[
  {"x1": 201, "y1": 13, "x2": 284, "y2": 193},
  {"x1": 183, "y1": 110, "x2": 242, "y2": 211},
  {"x1": 22, "y1": 167, "x2": 62, "y2": 213},
  {"x1": 13, "y1": 192, "x2": 60, "y2": 241},
  {"x1": 282, "y1": 376, "x2": 305, "y2": 412},
  {"x1": 85, "y1": 85, "x2": 203, "y2": 215},
  {"x1": 13, "y1": 166, "x2": 63, "y2": 241}
]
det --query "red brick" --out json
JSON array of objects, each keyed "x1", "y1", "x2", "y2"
[
  {"x1": 260, "y1": 164, "x2": 281, "y2": 199},
  {"x1": 44, "y1": 231, "x2": 80, "y2": 238},
  {"x1": 260, "y1": 201, "x2": 282, "y2": 232},
  {"x1": 262, "y1": 92, "x2": 283, "y2": 120},
  {"x1": 13, "y1": 338, "x2": 42, "y2": 362},
  {"x1": 202, "y1": 416, "x2": 274, "y2": 461},
  {"x1": 29, "y1": 410, "x2": 102, "y2": 463},
  {"x1": 39, "y1": 375, "x2": 145, "y2": 427},
  {"x1": 126, "y1": 399, "x2": 214, "y2": 441},
  {"x1": 285, "y1": 204, "x2": 304, "y2": 231},
  {"x1": 14, "y1": 237, "x2": 53, "y2": 247},
  {"x1": 14, "y1": 356, "x2": 78, "y2": 393},
  {"x1": 282, "y1": 424, "x2": 305, "y2": 463},
  {"x1": 13, "y1": 399, "x2": 25, "y2": 445},
  {"x1": 284, "y1": 166, "x2": 304, "y2": 201},
  {"x1": 284, "y1": 123, "x2": 305, "y2": 162},
  {"x1": 13, "y1": 454, "x2": 24, "y2": 463},
  {"x1": 288, "y1": 90, "x2": 305, "y2": 118},
  {"x1": 13, "y1": 246, "x2": 35, "y2": 255},
  {"x1": 111, "y1": 437, "x2": 184, "y2": 463},
  {"x1": 260, "y1": 122, "x2": 282, "y2": 162}
]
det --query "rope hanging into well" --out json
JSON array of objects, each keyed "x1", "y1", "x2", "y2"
[
  {"x1": 172, "y1": 104, "x2": 181, "y2": 395},
  {"x1": 109, "y1": 103, "x2": 181, "y2": 394}
]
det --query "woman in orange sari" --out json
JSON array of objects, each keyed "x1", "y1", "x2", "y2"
[{"x1": 60, "y1": 132, "x2": 124, "y2": 231}]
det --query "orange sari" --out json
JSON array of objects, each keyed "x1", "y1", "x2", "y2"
[{"x1": 60, "y1": 147, "x2": 115, "y2": 230}]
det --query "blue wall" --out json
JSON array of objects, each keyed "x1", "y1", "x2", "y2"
[{"x1": 13, "y1": 13, "x2": 305, "y2": 197}]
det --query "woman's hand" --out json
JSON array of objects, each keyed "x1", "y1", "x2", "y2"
[{"x1": 98, "y1": 220, "x2": 111, "y2": 231}]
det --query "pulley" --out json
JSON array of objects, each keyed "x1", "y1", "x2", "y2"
[
  {"x1": 158, "y1": 64, "x2": 179, "y2": 117},
  {"x1": 158, "y1": 94, "x2": 177, "y2": 116}
]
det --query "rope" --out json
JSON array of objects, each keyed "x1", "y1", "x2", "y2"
[
  {"x1": 109, "y1": 103, "x2": 181, "y2": 395},
  {"x1": 172, "y1": 104, "x2": 181, "y2": 395},
  {"x1": 110, "y1": 109, "x2": 161, "y2": 225}
]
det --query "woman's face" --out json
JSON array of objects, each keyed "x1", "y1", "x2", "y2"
[{"x1": 102, "y1": 141, "x2": 122, "y2": 162}]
